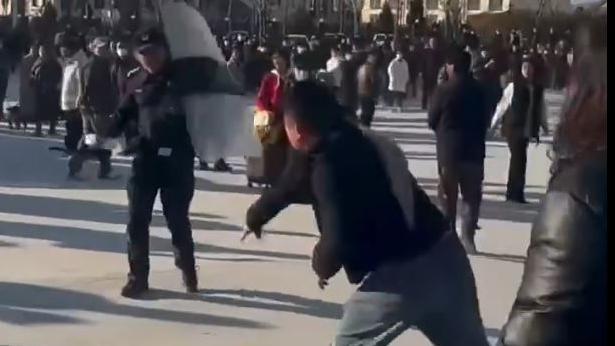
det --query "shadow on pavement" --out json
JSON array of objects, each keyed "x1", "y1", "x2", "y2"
[
  {"x1": 0, "y1": 192, "x2": 317, "y2": 239},
  {"x1": 136, "y1": 288, "x2": 342, "y2": 320},
  {"x1": 0, "y1": 220, "x2": 310, "y2": 261},
  {"x1": 416, "y1": 177, "x2": 544, "y2": 224},
  {"x1": 0, "y1": 282, "x2": 270, "y2": 328}
]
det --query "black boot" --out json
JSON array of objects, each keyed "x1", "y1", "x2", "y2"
[
  {"x1": 121, "y1": 277, "x2": 149, "y2": 298},
  {"x1": 213, "y1": 158, "x2": 232, "y2": 172},
  {"x1": 182, "y1": 268, "x2": 199, "y2": 293}
]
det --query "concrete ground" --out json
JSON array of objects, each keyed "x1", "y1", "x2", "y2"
[{"x1": 0, "y1": 92, "x2": 564, "y2": 346}]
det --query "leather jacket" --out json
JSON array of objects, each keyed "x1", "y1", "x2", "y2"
[{"x1": 499, "y1": 151, "x2": 606, "y2": 346}]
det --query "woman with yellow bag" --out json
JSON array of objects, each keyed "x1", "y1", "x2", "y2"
[{"x1": 247, "y1": 50, "x2": 294, "y2": 187}]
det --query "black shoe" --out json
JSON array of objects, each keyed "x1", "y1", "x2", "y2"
[
  {"x1": 199, "y1": 161, "x2": 210, "y2": 171},
  {"x1": 213, "y1": 159, "x2": 232, "y2": 172},
  {"x1": 506, "y1": 196, "x2": 528, "y2": 204},
  {"x1": 121, "y1": 279, "x2": 149, "y2": 298},
  {"x1": 182, "y1": 269, "x2": 199, "y2": 293}
]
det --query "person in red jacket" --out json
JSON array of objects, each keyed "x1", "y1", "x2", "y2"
[{"x1": 250, "y1": 50, "x2": 294, "y2": 185}]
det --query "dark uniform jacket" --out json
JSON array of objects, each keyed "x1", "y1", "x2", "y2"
[
  {"x1": 428, "y1": 74, "x2": 488, "y2": 166},
  {"x1": 108, "y1": 67, "x2": 195, "y2": 184},
  {"x1": 309, "y1": 124, "x2": 448, "y2": 284},
  {"x1": 499, "y1": 151, "x2": 606, "y2": 346}
]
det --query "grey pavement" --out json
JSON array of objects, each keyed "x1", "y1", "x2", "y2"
[{"x1": 0, "y1": 92, "x2": 564, "y2": 346}]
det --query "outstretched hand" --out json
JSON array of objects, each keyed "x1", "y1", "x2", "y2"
[
  {"x1": 240, "y1": 225, "x2": 263, "y2": 241},
  {"x1": 317, "y1": 278, "x2": 329, "y2": 290}
]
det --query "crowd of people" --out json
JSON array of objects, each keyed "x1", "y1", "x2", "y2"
[{"x1": 0, "y1": 15, "x2": 605, "y2": 346}]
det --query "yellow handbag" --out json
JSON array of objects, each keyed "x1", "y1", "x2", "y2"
[{"x1": 253, "y1": 109, "x2": 284, "y2": 144}]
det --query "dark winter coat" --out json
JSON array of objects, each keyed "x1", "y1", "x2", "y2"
[
  {"x1": 428, "y1": 74, "x2": 488, "y2": 166},
  {"x1": 310, "y1": 124, "x2": 448, "y2": 283},
  {"x1": 499, "y1": 151, "x2": 606, "y2": 346},
  {"x1": 31, "y1": 56, "x2": 63, "y2": 122}
]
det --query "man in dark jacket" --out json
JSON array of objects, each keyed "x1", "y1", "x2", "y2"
[
  {"x1": 277, "y1": 81, "x2": 488, "y2": 345},
  {"x1": 428, "y1": 49, "x2": 487, "y2": 254},
  {"x1": 68, "y1": 36, "x2": 118, "y2": 179}
]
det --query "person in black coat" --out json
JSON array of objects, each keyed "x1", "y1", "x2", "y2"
[
  {"x1": 499, "y1": 48, "x2": 606, "y2": 346},
  {"x1": 31, "y1": 44, "x2": 62, "y2": 136},
  {"x1": 428, "y1": 48, "x2": 488, "y2": 254},
  {"x1": 107, "y1": 28, "x2": 203, "y2": 298},
  {"x1": 421, "y1": 37, "x2": 443, "y2": 110},
  {"x1": 267, "y1": 81, "x2": 488, "y2": 346}
]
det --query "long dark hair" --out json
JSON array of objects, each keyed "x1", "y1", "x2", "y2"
[{"x1": 550, "y1": 50, "x2": 606, "y2": 174}]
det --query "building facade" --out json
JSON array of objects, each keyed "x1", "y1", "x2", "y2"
[{"x1": 361, "y1": 0, "x2": 580, "y2": 24}]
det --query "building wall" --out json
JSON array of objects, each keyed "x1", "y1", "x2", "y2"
[{"x1": 360, "y1": 0, "x2": 580, "y2": 24}]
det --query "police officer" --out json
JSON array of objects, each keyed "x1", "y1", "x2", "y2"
[{"x1": 108, "y1": 28, "x2": 198, "y2": 298}]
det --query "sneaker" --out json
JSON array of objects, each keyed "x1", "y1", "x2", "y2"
[{"x1": 121, "y1": 279, "x2": 149, "y2": 298}]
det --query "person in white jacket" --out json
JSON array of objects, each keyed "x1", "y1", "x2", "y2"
[
  {"x1": 326, "y1": 46, "x2": 343, "y2": 90},
  {"x1": 58, "y1": 33, "x2": 88, "y2": 153},
  {"x1": 387, "y1": 51, "x2": 409, "y2": 111}
]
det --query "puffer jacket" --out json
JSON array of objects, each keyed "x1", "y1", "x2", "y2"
[{"x1": 499, "y1": 150, "x2": 606, "y2": 346}]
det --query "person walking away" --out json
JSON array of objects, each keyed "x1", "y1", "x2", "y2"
[
  {"x1": 499, "y1": 45, "x2": 606, "y2": 346},
  {"x1": 58, "y1": 32, "x2": 88, "y2": 153},
  {"x1": 421, "y1": 37, "x2": 443, "y2": 110},
  {"x1": 428, "y1": 49, "x2": 488, "y2": 254},
  {"x1": 68, "y1": 36, "x2": 118, "y2": 179},
  {"x1": 338, "y1": 51, "x2": 359, "y2": 119},
  {"x1": 277, "y1": 81, "x2": 489, "y2": 346},
  {"x1": 31, "y1": 44, "x2": 62, "y2": 138},
  {"x1": 406, "y1": 43, "x2": 420, "y2": 99},
  {"x1": 490, "y1": 57, "x2": 548, "y2": 204},
  {"x1": 0, "y1": 37, "x2": 11, "y2": 122},
  {"x1": 326, "y1": 46, "x2": 343, "y2": 94},
  {"x1": 106, "y1": 28, "x2": 200, "y2": 298},
  {"x1": 357, "y1": 51, "x2": 379, "y2": 127},
  {"x1": 19, "y1": 43, "x2": 39, "y2": 133},
  {"x1": 473, "y1": 48, "x2": 503, "y2": 125},
  {"x1": 252, "y1": 50, "x2": 293, "y2": 186},
  {"x1": 387, "y1": 50, "x2": 409, "y2": 112}
]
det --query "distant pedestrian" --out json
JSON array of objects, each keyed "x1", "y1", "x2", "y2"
[
  {"x1": 357, "y1": 51, "x2": 379, "y2": 127},
  {"x1": 428, "y1": 49, "x2": 488, "y2": 254},
  {"x1": 490, "y1": 57, "x2": 548, "y2": 204},
  {"x1": 68, "y1": 36, "x2": 118, "y2": 179},
  {"x1": 58, "y1": 32, "x2": 88, "y2": 153},
  {"x1": 31, "y1": 44, "x2": 62, "y2": 137},
  {"x1": 387, "y1": 50, "x2": 409, "y2": 111},
  {"x1": 421, "y1": 37, "x2": 443, "y2": 109}
]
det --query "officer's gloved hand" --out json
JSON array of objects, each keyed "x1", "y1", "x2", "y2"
[{"x1": 240, "y1": 225, "x2": 263, "y2": 241}]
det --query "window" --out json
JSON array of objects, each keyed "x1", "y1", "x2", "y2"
[
  {"x1": 468, "y1": 0, "x2": 480, "y2": 11},
  {"x1": 371, "y1": 0, "x2": 381, "y2": 9},
  {"x1": 425, "y1": 0, "x2": 438, "y2": 10},
  {"x1": 489, "y1": 0, "x2": 503, "y2": 11}
]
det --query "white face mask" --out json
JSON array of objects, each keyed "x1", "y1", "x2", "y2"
[{"x1": 117, "y1": 48, "x2": 129, "y2": 57}]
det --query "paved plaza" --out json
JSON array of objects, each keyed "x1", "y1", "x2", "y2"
[{"x1": 0, "y1": 93, "x2": 564, "y2": 346}]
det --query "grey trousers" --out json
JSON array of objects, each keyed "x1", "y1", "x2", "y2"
[{"x1": 334, "y1": 232, "x2": 489, "y2": 346}]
